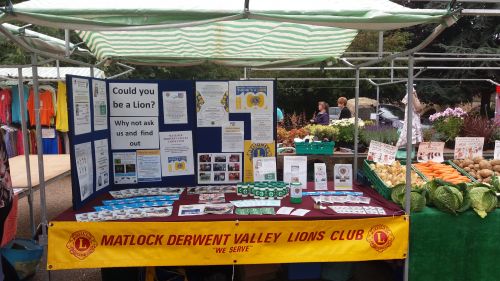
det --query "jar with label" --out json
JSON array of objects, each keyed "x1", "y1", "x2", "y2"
[{"x1": 290, "y1": 182, "x2": 302, "y2": 204}]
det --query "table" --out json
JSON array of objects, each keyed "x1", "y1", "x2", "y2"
[
  {"x1": 10, "y1": 154, "x2": 71, "y2": 198},
  {"x1": 48, "y1": 182, "x2": 409, "y2": 270}
]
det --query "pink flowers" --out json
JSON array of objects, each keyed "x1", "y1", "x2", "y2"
[{"x1": 429, "y1": 107, "x2": 467, "y2": 122}]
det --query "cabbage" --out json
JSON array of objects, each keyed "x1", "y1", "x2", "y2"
[
  {"x1": 391, "y1": 184, "x2": 406, "y2": 204},
  {"x1": 432, "y1": 186, "x2": 463, "y2": 215},
  {"x1": 402, "y1": 191, "x2": 426, "y2": 212},
  {"x1": 468, "y1": 187, "x2": 498, "y2": 218},
  {"x1": 422, "y1": 180, "x2": 438, "y2": 206},
  {"x1": 490, "y1": 175, "x2": 500, "y2": 193}
]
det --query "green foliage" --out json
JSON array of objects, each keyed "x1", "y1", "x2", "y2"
[
  {"x1": 432, "y1": 117, "x2": 464, "y2": 142},
  {"x1": 304, "y1": 125, "x2": 339, "y2": 141},
  {"x1": 360, "y1": 125, "x2": 399, "y2": 146}
]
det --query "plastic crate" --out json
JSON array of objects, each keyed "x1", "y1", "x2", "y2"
[{"x1": 295, "y1": 141, "x2": 335, "y2": 155}]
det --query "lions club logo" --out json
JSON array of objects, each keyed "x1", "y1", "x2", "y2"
[
  {"x1": 66, "y1": 230, "x2": 97, "y2": 260},
  {"x1": 366, "y1": 225, "x2": 395, "y2": 252},
  {"x1": 246, "y1": 143, "x2": 272, "y2": 161}
]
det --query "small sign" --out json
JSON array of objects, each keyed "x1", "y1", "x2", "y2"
[
  {"x1": 367, "y1": 141, "x2": 398, "y2": 165},
  {"x1": 314, "y1": 163, "x2": 328, "y2": 190},
  {"x1": 42, "y1": 128, "x2": 56, "y2": 139},
  {"x1": 370, "y1": 113, "x2": 378, "y2": 120},
  {"x1": 253, "y1": 157, "x2": 277, "y2": 182},
  {"x1": 454, "y1": 137, "x2": 484, "y2": 160},
  {"x1": 494, "y1": 140, "x2": 500, "y2": 160},
  {"x1": 334, "y1": 164, "x2": 353, "y2": 191},
  {"x1": 417, "y1": 142, "x2": 445, "y2": 163}
]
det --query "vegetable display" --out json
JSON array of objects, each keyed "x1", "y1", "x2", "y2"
[
  {"x1": 413, "y1": 161, "x2": 471, "y2": 185},
  {"x1": 452, "y1": 158, "x2": 500, "y2": 184},
  {"x1": 369, "y1": 161, "x2": 425, "y2": 187},
  {"x1": 468, "y1": 187, "x2": 498, "y2": 218},
  {"x1": 432, "y1": 185, "x2": 464, "y2": 215},
  {"x1": 390, "y1": 184, "x2": 426, "y2": 212}
]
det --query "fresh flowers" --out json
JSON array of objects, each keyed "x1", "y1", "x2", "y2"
[
  {"x1": 330, "y1": 117, "x2": 365, "y2": 127},
  {"x1": 429, "y1": 107, "x2": 466, "y2": 122}
]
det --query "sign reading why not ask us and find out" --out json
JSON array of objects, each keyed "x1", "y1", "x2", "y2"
[{"x1": 109, "y1": 83, "x2": 159, "y2": 149}]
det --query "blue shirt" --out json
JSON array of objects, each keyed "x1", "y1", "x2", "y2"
[
  {"x1": 10, "y1": 85, "x2": 29, "y2": 124},
  {"x1": 277, "y1": 108, "x2": 284, "y2": 122}
]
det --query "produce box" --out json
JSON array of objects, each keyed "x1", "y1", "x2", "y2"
[
  {"x1": 412, "y1": 161, "x2": 476, "y2": 185},
  {"x1": 295, "y1": 141, "x2": 335, "y2": 155},
  {"x1": 446, "y1": 160, "x2": 478, "y2": 183},
  {"x1": 449, "y1": 158, "x2": 500, "y2": 184}
]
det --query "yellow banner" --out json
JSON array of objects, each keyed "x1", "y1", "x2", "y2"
[
  {"x1": 243, "y1": 141, "x2": 276, "y2": 182},
  {"x1": 48, "y1": 216, "x2": 408, "y2": 270}
]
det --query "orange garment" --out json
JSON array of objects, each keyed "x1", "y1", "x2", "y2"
[{"x1": 27, "y1": 89, "x2": 55, "y2": 126}]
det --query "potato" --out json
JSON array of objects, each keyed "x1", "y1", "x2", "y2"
[
  {"x1": 474, "y1": 164, "x2": 480, "y2": 169},
  {"x1": 493, "y1": 165, "x2": 500, "y2": 173},
  {"x1": 473, "y1": 157, "x2": 484, "y2": 164},
  {"x1": 479, "y1": 160, "x2": 492, "y2": 170},
  {"x1": 490, "y1": 159, "x2": 500, "y2": 166},
  {"x1": 463, "y1": 159, "x2": 474, "y2": 166},
  {"x1": 464, "y1": 167, "x2": 471, "y2": 172},
  {"x1": 479, "y1": 169, "x2": 493, "y2": 178},
  {"x1": 484, "y1": 177, "x2": 492, "y2": 183}
]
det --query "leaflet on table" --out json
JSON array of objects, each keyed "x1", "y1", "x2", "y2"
[
  {"x1": 251, "y1": 113, "x2": 273, "y2": 143},
  {"x1": 74, "y1": 142, "x2": 93, "y2": 200},
  {"x1": 334, "y1": 164, "x2": 353, "y2": 191},
  {"x1": 329, "y1": 206, "x2": 386, "y2": 215},
  {"x1": 198, "y1": 153, "x2": 242, "y2": 184},
  {"x1": 229, "y1": 81, "x2": 274, "y2": 113},
  {"x1": 230, "y1": 199, "x2": 281, "y2": 208},
  {"x1": 314, "y1": 163, "x2": 328, "y2": 190},
  {"x1": 221, "y1": 121, "x2": 244, "y2": 152},
  {"x1": 94, "y1": 139, "x2": 110, "y2": 191},
  {"x1": 367, "y1": 141, "x2": 398, "y2": 165},
  {"x1": 103, "y1": 195, "x2": 180, "y2": 205},
  {"x1": 417, "y1": 142, "x2": 445, "y2": 163},
  {"x1": 162, "y1": 91, "x2": 188, "y2": 124},
  {"x1": 92, "y1": 79, "x2": 108, "y2": 131},
  {"x1": 95, "y1": 200, "x2": 174, "y2": 211},
  {"x1": 236, "y1": 207, "x2": 275, "y2": 215},
  {"x1": 253, "y1": 157, "x2": 277, "y2": 181},
  {"x1": 187, "y1": 185, "x2": 236, "y2": 194},
  {"x1": 302, "y1": 191, "x2": 363, "y2": 196},
  {"x1": 109, "y1": 187, "x2": 185, "y2": 198},
  {"x1": 109, "y1": 82, "x2": 159, "y2": 117},
  {"x1": 178, "y1": 203, "x2": 234, "y2": 216},
  {"x1": 290, "y1": 209, "x2": 310, "y2": 216},
  {"x1": 199, "y1": 193, "x2": 226, "y2": 204},
  {"x1": 113, "y1": 152, "x2": 137, "y2": 184},
  {"x1": 159, "y1": 131, "x2": 194, "y2": 177},
  {"x1": 283, "y1": 156, "x2": 307, "y2": 189},
  {"x1": 196, "y1": 81, "x2": 229, "y2": 127},
  {"x1": 312, "y1": 196, "x2": 371, "y2": 204},
  {"x1": 72, "y1": 77, "x2": 91, "y2": 135},
  {"x1": 76, "y1": 206, "x2": 173, "y2": 222},
  {"x1": 454, "y1": 137, "x2": 484, "y2": 159},
  {"x1": 137, "y1": 150, "x2": 162, "y2": 182},
  {"x1": 495, "y1": 140, "x2": 500, "y2": 160},
  {"x1": 110, "y1": 117, "x2": 159, "y2": 150}
]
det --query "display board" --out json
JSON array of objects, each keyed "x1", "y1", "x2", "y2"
[{"x1": 66, "y1": 76, "x2": 275, "y2": 209}]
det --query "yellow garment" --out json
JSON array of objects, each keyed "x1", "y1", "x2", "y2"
[{"x1": 55, "y1": 81, "x2": 69, "y2": 132}]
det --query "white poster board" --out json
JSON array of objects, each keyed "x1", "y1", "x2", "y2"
[
  {"x1": 454, "y1": 137, "x2": 484, "y2": 160},
  {"x1": 222, "y1": 121, "x2": 244, "y2": 152},
  {"x1": 283, "y1": 156, "x2": 308, "y2": 189},
  {"x1": 109, "y1": 83, "x2": 159, "y2": 117},
  {"x1": 163, "y1": 91, "x2": 188, "y2": 124},
  {"x1": 196, "y1": 81, "x2": 229, "y2": 127},
  {"x1": 251, "y1": 113, "x2": 274, "y2": 143},
  {"x1": 75, "y1": 142, "x2": 93, "y2": 200},
  {"x1": 110, "y1": 117, "x2": 159, "y2": 150},
  {"x1": 334, "y1": 164, "x2": 353, "y2": 191},
  {"x1": 72, "y1": 77, "x2": 91, "y2": 135},
  {"x1": 94, "y1": 139, "x2": 109, "y2": 191},
  {"x1": 160, "y1": 131, "x2": 195, "y2": 177},
  {"x1": 314, "y1": 163, "x2": 328, "y2": 190},
  {"x1": 367, "y1": 141, "x2": 398, "y2": 165},
  {"x1": 253, "y1": 157, "x2": 277, "y2": 182},
  {"x1": 417, "y1": 142, "x2": 445, "y2": 163},
  {"x1": 495, "y1": 140, "x2": 500, "y2": 160},
  {"x1": 92, "y1": 79, "x2": 108, "y2": 131},
  {"x1": 137, "y1": 150, "x2": 162, "y2": 182}
]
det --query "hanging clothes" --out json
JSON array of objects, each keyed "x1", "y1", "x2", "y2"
[
  {"x1": 41, "y1": 128, "x2": 59, "y2": 154},
  {"x1": 27, "y1": 89, "x2": 55, "y2": 127},
  {"x1": 55, "y1": 81, "x2": 69, "y2": 132},
  {"x1": 10, "y1": 85, "x2": 29, "y2": 124},
  {"x1": 0, "y1": 88, "x2": 12, "y2": 125}
]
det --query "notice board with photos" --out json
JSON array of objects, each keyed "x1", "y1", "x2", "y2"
[{"x1": 66, "y1": 75, "x2": 276, "y2": 209}]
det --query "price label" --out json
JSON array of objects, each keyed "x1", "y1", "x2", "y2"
[{"x1": 417, "y1": 142, "x2": 445, "y2": 163}]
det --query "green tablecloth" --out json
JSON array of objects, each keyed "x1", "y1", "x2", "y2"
[{"x1": 410, "y1": 207, "x2": 500, "y2": 281}]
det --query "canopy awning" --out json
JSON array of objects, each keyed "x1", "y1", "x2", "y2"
[
  {"x1": 0, "y1": 0, "x2": 451, "y2": 67},
  {"x1": 0, "y1": 67, "x2": 105, "y2": 80}
]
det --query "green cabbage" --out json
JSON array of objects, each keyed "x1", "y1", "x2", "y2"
[
  {"x1": 468, "y1": 187, "x2": 498, "y2": 218},
  {"x1": 422, "y1": 180, "x2": 438, "y2": 206},
  {"x1": 391, "y1": 184, "x2": 406, "y2": 204},
  {"x1": 490, "y1": 175, "x2": 500, "y2": 193},
  {"x1": 432, "y1": 186, "x2": 463, "y2": 215},
  {"x1": 402, "y1": 191, "x2": 426, "y2": 212}
]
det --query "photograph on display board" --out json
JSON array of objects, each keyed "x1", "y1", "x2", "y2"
[{"x1": 197, "y1": 153, "x2": 242, "y2": 184}]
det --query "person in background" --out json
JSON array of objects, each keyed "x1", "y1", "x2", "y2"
[
  {"x1": 277, "y1": 107, "x2": 284, "y2": 126},
  {"x1": 396, "y1": 87, "x2": 423, "y2": 148},
  {"x1": 311, "y1": 101, "x2": 330, "y2": 125},
  {"x1": 338, "y1": 97, "x2": 351, "y2": 119}
]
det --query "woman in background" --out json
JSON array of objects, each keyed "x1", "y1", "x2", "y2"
[
  {"x1": 311, "y1": 101, "x2": 330, "y2": 125},
  {"x1": 396, "y1": 87, "x2": 423, "y2": 147},
  {"x1": 337, "y1": 97, "x2": 351, "y2": 119}
]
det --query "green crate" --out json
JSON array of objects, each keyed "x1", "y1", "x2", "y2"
[
  {"x1": 295, "y1": 141, "x2": 335, "y2": 155},
  {"x1": 446, "y1": 160, "x2": 479, "y2": 183}
]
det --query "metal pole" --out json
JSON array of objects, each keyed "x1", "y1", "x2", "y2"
[
  {"x1": 390, "y1": 60, "x2": 394, "y2": 82},
  {"x1": 353, "y1": 68, "x2": 360, "y2": 178},
  {"x1": 403, "y1": 56, "x2": 414, "y2": 281},
  {"x1": 17, "y1": 68, "x2": 36, "y2": 238},
  {"x1": 243, "y1": 67, "x2": 247, "y2": 80},
  {"x1": 30, "y1": 53, "x2": 48, "y2": 243},
  {"x1": 90, "y1": 67, "x2": 95, "y2": 78},
  {"x1": 378, "y1": 32, "x2": 384, "y2": 58},
  {"x1": 55, "y1": 60, "x2": 60, "y2": 80},
  {"x1": 376, "y1": 85, "x2": 380, "y2": 127},
  {"x1": 64, "y1": 29, "x2": 70, "y2": 57}
]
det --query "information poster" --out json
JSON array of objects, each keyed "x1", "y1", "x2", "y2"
[
  {"x1": 113, "y1": 152, "x2": 137, "y2": 184},
  {"x1": 137, "y1": 150, "x2": 162, "y2": 182},
  {"x1": 417, "y1": 142, "x2": 445, "y2": 163},
  {"x1": 92, "y1": 79, "x2": 108, "y2": 131},
  {"x1": 454, "y1": 137, "x2": 484, "y2": 160},
  {"x1": 229, "y1": 81, "x2": 273, "y2": 113},
  {"x1": 72, "y1": 78, "x2": 91, "y2": 135},
  {"x1": 253, "y1": 157, "x2": 277, "y2": 181},
  {"x1": 314, "y1": 163, "x2": 328, "y2": 190},
  {"x1": 159, "y1": 131, "x2": 195, "y2": 177},
  {"x1": 109, "y1": 83, "x2": 158, "y2": 117},
  {"x1": 163, "y1": 91, "x2": 188, "y2": 124},
  {"x1": 93, "y1": 139, "x2": 109, "y2": 191},
  {"x1": 222, "y1": 121, "x2": 244, "y2": 152},
  {"x1": 74, "y1": 142, "x2": 93, "y2": 200},
  {"x1": 283, "y1": 156, "x2": 308, "y2": 189},
  {"x1": 243, "y1": 141, "x2": 276, "y2": 182},
  {"x1": 495, "y1": 140, "x2": 500, "y2": 160},
  {"x1": 334, "y1": 164, "x2": 353, "y2": 191},
  {"x1": 198, "y1": 153, "x2": 242, "y2": 184},
  {"x1": 196, "y1": 82, "x2": 229, "y2": 127},
  {"x1": 367, "y1": 141, "x2": 398, "y2": 165},
  {"x1": 110, "y1": 117, "x2": 159, "y2": 150},
  {"x1": 251, "y1": 113, "x2": 273, "y2": 143}
]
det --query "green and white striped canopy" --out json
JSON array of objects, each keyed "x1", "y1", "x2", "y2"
[{"x1": 1, "y1": 0, "x2": 451, "y2": 66}]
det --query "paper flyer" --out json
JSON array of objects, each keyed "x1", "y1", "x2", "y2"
[
  {"x1": 110, "y1": 116, "x2": 159, "y2": 150},
  {"x1": 196, "y1": 81, "x2": 229, "y2": 127},
  {"x1": 314, "y1": 163, "x2": 328, "y2": 190},
  {"x1": 454, "y1": 137, "x2": 484, "y2": 160},
  {"x1": 417, "y1": 142, "x2": 445, "y2": 163},
  {"x1": 229, "y1": 81, "x2": 273, "y2": 113},
  {"x1": 495, "y1": 140, "x2": 500, "y2": 160},
  {"x1": 334, "y1": 164, "x2": 353, "y2": 191},
  {"x1": 41, "y1": 128, "x2": 55, "y2": 139},
  {"x1": 109, "y1": 82, "x2": 159, "y2": 117},
  {"x1": 163, "y1": 91, "x2": 188, "y2": 124},
  {"x1": 113, "y1": 152, "x2": 137, "y2": 184},
  {"x1": 159, "y1": 131, "x2": 194, "y2": 177},
  {"x1": 222, "y1": 121, "x2": 244, "y2": 152},
  {"x1": 283, "y1": 156, "x2": 308, "y2": 189},
  {"x1": 367, "y1": 141, "x2": 398, "y2": 165},
  {"x1": 251, "y1": 113, "x2": 274, "y2": 143},
  {"x1": 74, "y1": 142, "x2": 93, "y2": 200},
  {"x1": 72, "y1": 77, "x2": 91, "y2": 135},
  {"x1": 198, "y1": 153, "x2": 242, "y2": 184},
  {"x1": 137, "y1": 150, "x2": 162, "y2": 182},
  {"x1": 92, "y1": 79, "x2": 108, "y2": 131},
  {"x1": 94, "y1": 139, "x2": 109, "y2": 191},
  {"x1": 243, "y1": 141, "x2": 276, "y2": 182},
  {"x1": 253, "y1": 157, "x2": 277, "y2": 181}
]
